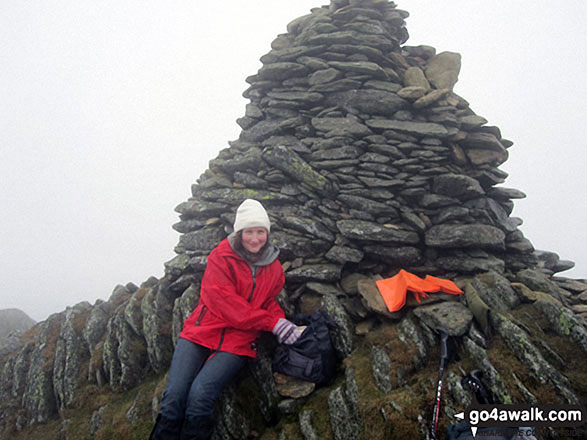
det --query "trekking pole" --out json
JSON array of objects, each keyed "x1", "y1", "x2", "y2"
[{"x1": 431, "y1": 327, "x2": 449, "y2": 440}]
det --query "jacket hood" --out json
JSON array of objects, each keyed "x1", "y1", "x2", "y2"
[{"x1": 225, "y1": 233, "x2": 280, "y2": 267}]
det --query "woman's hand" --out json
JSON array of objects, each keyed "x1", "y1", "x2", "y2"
[{"x1": 272, "y1": 318, "x2": 303, "y2": 344}]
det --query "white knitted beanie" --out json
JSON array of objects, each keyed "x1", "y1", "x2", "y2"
[{"x1": 233, "y1": 199, "x2": 271, "y2": 233}]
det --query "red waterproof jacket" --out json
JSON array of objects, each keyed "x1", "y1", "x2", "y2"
[{"x1": 179, "y1": 237, "x2": 285, "y2": 358}]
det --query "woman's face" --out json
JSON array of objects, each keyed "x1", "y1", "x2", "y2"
[{"x1": 241, "y1": 227, "x2": 268, "y2": 254}]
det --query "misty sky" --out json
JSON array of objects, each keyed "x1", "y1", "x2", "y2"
[{"x1": 1, "y1": 1, "x2": 586, "y2": 322}]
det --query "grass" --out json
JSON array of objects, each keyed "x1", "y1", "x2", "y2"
[{"x1": 3, "y1": 373, "x2": 164, "y2": 440}]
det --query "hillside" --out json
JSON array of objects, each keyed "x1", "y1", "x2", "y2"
[{"x1": 0, "y1": 309, "x2": 36, "y2": 357}]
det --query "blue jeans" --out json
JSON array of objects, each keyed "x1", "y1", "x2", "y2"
[{"x1": 159, "y1": 337, "x2": 246, "y2": 421}]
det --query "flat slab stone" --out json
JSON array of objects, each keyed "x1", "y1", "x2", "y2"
[
  {"x1": 286, "y1": 264, "x2": 342, "y2": 283},
  {"x1": 357, "y1": 279, "x2": 403, "y2": 320},
  {"x1": 274, "y1": 372, "x2": 315, "y2": 398},
  {"x1": 337, "y1": 219, "x2": 420, "y2": 244},
  {"x1": 425, "y1": 224, "x2": 505, "y2": 250},
  {"x1": 366, "y1": 119, "x2": 449, "y2": 138},
  {"x1": 311, "y1": 116, "x2": 372, "y2": 137},
  {"x1": 413, "y1": 301, "x2": 473, "y2": 336}
]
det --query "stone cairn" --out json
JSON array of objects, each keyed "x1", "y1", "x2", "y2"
[
  {"x1": 1, "y1": 1, "x2": 586, "y2": 438},
  {"x1": 166, "y1": 0, "x2": 545, "y2": 306}
]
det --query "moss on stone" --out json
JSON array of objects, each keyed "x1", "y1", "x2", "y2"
[{"x1": 512, "y1": 304, "x2": 587, "y2": 403}]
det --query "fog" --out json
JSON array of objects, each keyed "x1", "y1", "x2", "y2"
[{"x1": 1, "y1": 1, "x2": 585, "y2": 322}]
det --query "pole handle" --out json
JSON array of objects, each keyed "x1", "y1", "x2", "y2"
[{"x1": 438, "y1": 327, "x2": 449, "y2": 361}]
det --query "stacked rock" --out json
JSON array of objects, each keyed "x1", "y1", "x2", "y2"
[{"x1": 166, "y1": 0, "x2": 538, "y2": 292}]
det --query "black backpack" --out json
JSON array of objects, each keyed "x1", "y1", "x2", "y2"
[{"x1": 272, "y1": 309, "x2": 338, "y2": 386}]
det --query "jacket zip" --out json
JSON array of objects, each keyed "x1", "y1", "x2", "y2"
[
  {"x1": 247, "y1": 275, "x2": 257, "y2": 302},
  {"x1": 216, "y1": 328, "x2": 226, "y2": 351},
  {"x1": 195, "y1": 305, "x2": 207, "y2": 326}
]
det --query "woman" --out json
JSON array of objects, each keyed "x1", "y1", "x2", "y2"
[{"x1": 150, "y1": 199, "x2": 302, "y2": 440}]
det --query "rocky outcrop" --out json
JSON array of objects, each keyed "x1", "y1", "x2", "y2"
[{"x1": 1, "y1": 1, "x2": 585, "y2": 439}]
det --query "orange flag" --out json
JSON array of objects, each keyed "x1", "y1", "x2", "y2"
[{"x1": 375, "y1": 269, "x2": 463, "y2": 313}]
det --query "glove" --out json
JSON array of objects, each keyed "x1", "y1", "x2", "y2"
[{"x1": 272, "y1": 318, "x2": 302, "y2": 345}]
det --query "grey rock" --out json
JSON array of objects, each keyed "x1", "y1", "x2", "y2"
[
  {"x1": 357, "y1": 279, "x2": 403, "y2": 320},
  {"x1": 23, "y1": 314, "x2": 62, "y2": 425},
  {"x1": 53, "y1": 303, "x2": 91, "y2": 409},
  {"x1": 174, "y1": 200, "x2": 228, "y2": 219},
  {"x1": 321, "y1": 294, "x2": 354, "y2": 358},
  {"x1": 172, "y1": 283, "x2": 200, "y2": 346},
  {"x1": 326, "y1": 89, "x2": 408, "y2": 116},
  {"x1": 413, "y1": 88, "x2": 450, "y2": 108},
  {"x1": 308, "y1": 67, "x2": 343, "y2": 85},
  {"x1": 328, "y1": 368, "x2": 362, "y2": 440},
  {"x1": 271, "y1": 231, "x2": 331, "y2": 259},
  {"x1": 299, "y1": 410, "x2": 319, "y2": 440},
  {"x1": 413, "y1": 301, "x2": 473, "y2": 336},
  {"x1": 337, "y1": 219, "x2": 420, "y2": 244},
  {"x1": 177, "y1": 227, "x2": 226, "y2": 253},
  {"x1": 462, "y1": 336, "x2": 513, "y2": 404},
  {"x1": 425, "y1": 224, "x2": 505, "y2": 250},
  {"x1": 465, "y1": 147, "x2": 509, "y2": 166},
  {"x1": 425, "y1": 51, "x2": 461, "y2": 90},
  {"x1": 274, "y1": 372, "x2": 315, "y2": 399},
  {"x1": 436, "y1": 252, "x2": 505, "y2": 273},
  {"x1": 397, "y1": 317, "x2": 429, "y2": 370},
  {"x1": 257, "y1": 62, "x2": 308, "y2": 81},
  {"x1": 325, "y1": 245, "x2": 364, "y2": 264},
  {"x1": 397, "y1": 86, "x2": 427, "y2": 100},
  {"x1": 239, "y1": 119, "x2": 284, "y2": 142},
  {"x1": 464, "y1": 131, "x2": 506, "y2": 152},
  {"x1": 472, "y1": 271, "x2": 521, "y2": 311},
  {"x1": 310, "y1": 145, "x2": 362, "y2": 161},
  {"x1": 419, "y1": 194, "x2": 459, "y2": 209},
  {"x1": 371, "y1": 346, "x2": 392, "y2": 393},
  {"x1": 247, "y1": 337, "x2": 280, "y2": 422},
  {"x1": 262, "y1": 145, "x2": 336, "y2": 196},
  {"x1": 281, "y1": 216, "x2": 335, "y2": 241},
  {"x1": 215, "y1": 383, "x2": 251, "y2": 440},
  {"x1": 199, "y1": 188, "x2": 294, "y2": 204},
  {"x1": 311, "y1": 116, "x2": 372, "y2": 137},
  {"x1": 364, "y1": 245, "x2": 422, "y2": 265},
  {"x1": 490, "y1": 311, "x2": 579, "y2": 404},
  {"x1": 534, "y1": 296, "x2": 587, "y2": 354},
  {"x1": 266, "y1": 91, "x2": 324, "y2": 105},
  {"x1": 286, "y1": 264, "x2": 341, "y2": 283},
  {"x1": 126, "y1": 392, "x2": 140, "y2": 424},
  {"x1": 432, "y1": 173, "x2": 485, "y2": 200},
  {"x1": 516, "y1": 269, "x2": 568, "y2": 303},
  {"x1": 309, "y1": 78, "x2": 363, "y2": 92},
  {"x1": 337, "y1": 194, "x2": 399, "y2": 217},
  {"x1": 404, "y1": 66, "x2": 431, "y2": 90},
  {"x1": 10, "y1": 343, "x2": 33, "y2": 399},
  {"x1": 102, "y1": 304, "x2": 149, "y2": 391},
  {"x1": 89, "y1": 405, "x2": 107, "y2": 437},
  {"x1": 459, "y1": 115, "x2": 488, "y2": 130},
  {"x1": 142, "y1": 281, "x2": 178, "y2": 373},
  {"x1": 328, "y1": 60, "x2": 389, "y2": 79},
  {"x1": 366, "y1": 119, "x2": 449, "y2": 138}
]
